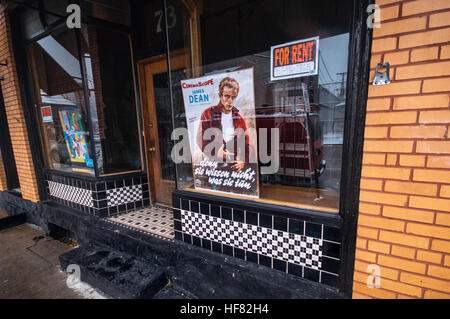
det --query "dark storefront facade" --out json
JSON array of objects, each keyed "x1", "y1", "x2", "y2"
[{"x1": 0, "y1": 0, "x2": 374, "y2": 298}]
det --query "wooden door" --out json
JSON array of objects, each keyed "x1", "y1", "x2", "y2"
[{"x1": 138, "y1": 52, "x2": 190, "y2": 205}]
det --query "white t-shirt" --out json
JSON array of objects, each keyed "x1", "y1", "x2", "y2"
[{"x1": 221, "y1": 112, "x2": 235, "y2": 143}]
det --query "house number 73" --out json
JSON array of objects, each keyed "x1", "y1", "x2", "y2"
[{"x1": 155, "y1": 5, "x2": 177, "y2": 33}]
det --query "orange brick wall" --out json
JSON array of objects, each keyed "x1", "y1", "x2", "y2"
[
  {"x1": 353, "y1": 0, "x2": 450, "y2": 299},
  {"x1": 0, "y1": 5, "x2": 39, "y2": 202}
]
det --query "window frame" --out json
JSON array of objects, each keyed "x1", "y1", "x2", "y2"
[{"x1": 14, "y1": 7, "x2": 146, "y2": 179}]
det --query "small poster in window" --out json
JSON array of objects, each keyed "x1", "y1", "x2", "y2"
[
  {"x1": 41, "y1": 106, "x2": 53, "y2": 123},
  {"x1": 59, "y1": 109, "x2": 91, "y2": 165},
  {"x1": 181, "y1": 68, "x2": 259, "y2": 198},
  {"x1": 270, "y1": 36, "x2": 319, "y2": 81}
]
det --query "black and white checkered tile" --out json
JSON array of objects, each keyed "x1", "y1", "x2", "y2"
[
  {"x1": 182, "y1": 210, "x2": 323, "y2": 270},
  {"x1": 48, "y1": 181, "x2": 94, "y2": 208},
  {"x1": 106, "y1": 185, "x2": 143, "y2": 207},
  {"x1": 107, "y1": 206, "x2": 175, "y2": 240}
]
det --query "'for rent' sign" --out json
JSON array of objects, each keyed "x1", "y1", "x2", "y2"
[{"x1": 270, "y1": 37, "x2": 319, "y2": 81}]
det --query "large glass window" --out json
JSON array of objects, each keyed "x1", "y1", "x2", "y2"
[
  {"x1": 24, "y1": 2, "x2": 143, "y2": 176},
  {"x1": 167, "y1": 0, "x2": 352, "y2": 213},
  {"x1": 28, "y1": 28, "x2": 95, "y2": 175}
]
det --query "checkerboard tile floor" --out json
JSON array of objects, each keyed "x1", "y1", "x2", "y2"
[{"x1": 107, "y1": 206, "x2": 175, "y2": 240}]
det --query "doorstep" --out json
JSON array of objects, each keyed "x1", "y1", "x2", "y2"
[{"x1": 106, "y1": 206, "x2": 175, "y2": 240}]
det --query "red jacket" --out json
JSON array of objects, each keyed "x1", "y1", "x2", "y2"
[{"x1": 196, "y1": 103, "x2": 253, "y2": 162}]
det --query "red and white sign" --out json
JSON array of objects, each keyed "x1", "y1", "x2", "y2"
[
  {"x1": 41, "y1": 105, "x2": 53, "y2": 123},
  {"x1": 270, "y1": 37, "x2": 319, "y2": 81}
]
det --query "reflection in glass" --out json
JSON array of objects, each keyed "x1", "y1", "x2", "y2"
[
  {"x1": 28, "y1": 28, "x2": 94, "y2": 175},
  {"x1": 164, "y1": 0, "x2": 352, "y2": 212},
  {"x1": 80, "y1": 25, "x2": 142, "y2": 175}
]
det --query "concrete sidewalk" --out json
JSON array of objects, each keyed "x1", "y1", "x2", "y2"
[{"x1": 0, "y1": 224, "x2": 102, "y2": 299}]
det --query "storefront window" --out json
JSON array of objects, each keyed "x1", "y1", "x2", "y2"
[
  {"x1": 80, "y1": 25, "x2": 143, "y2": 175},
  {"x1": 27, "y1": 28, "x2": 95, "y2": 175},
  {"x1": 24, "y1": 2, "x2": 143, "y2": 177},
  {"x1": 167, "y1": 0, "x2": 351, "y2": 213}
]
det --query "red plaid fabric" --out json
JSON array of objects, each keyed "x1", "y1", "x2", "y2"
[{"x1": 196, "y1": 103, "x2": 254, "y2": 162}]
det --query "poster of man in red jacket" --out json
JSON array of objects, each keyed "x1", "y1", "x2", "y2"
[{"x1": 181, "y1": 68, "x2": 259, "y2": 198}]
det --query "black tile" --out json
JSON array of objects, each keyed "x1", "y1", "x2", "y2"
[
  {"x1": 106, "y1": 181, "x2": 116, "y2": 190},
  {"x1": 273, "y1": 258, "x2": 287, "y2": 272},
  {"x1": 143, "y1": 199, "x2": 150, "y2": 207},
  {"x1": 133, "y1": 176, "x2": 142, "y2": 186},
  {"x1": 142, "y1": 190, "x2": 150, "y2": 199},
  {"x1": 322, "y1": 257, "x2": 340, "y2": 275},
  {"x1": 212, "y1": 241, "x2": 222, "y2": 253},
  {"x1": 118, "y1": 204, "x2": 127, "y2": 213},
  {"x1": 259, "y1": 255, "x2": 272, "y2": 268},
  {"x1": 323, "y1": 241, "x2": 341, "y2": 259},
  {"x1": 181, "y1": 199, "x2": 190, "y2": 211},
  {"x1": 274, "y1": 216, "x2": 287, "y2": 232},
  {"x1": 96, "y1": 208, "x2": 109, "y2": 218},
  {"x1": 321, "y1": 272, "x2": 339, "y2": 288},
  {"x1": 173, "y1": 209, "x2": 181, "y2": 220},
  {"x1": 246, "y1": 211, "x2": 258, "y2": 226},
  {"x1": 211, "y1": 205, "x2": 220, "y2": 217},
  {"x1": 174, "y1": 220, "x2": 182, "y2": 231},
  {"x1": 323, "y1": 226, "x2": 341, "y2": 242},
  {"x1": 97, "y1": 191, "x2": 107, "y2": 201},
  {"x1": 97, "y1": 200, "x2": 107, "y2": 209},
  {"x1": 223, "y1": 244, "x2": 233, "y2": 256},
  {"x1": 287, "y1": 263, "x2": 303, "y2": 277},
  {"x1": 109, "y1": 206, "x2": 118, "y2": 215},
  {"x1": 174, "y1": 231, "x2": 183, "y2": 241},
  {"x1": 304, "y1": 267, "x2": 320, "y2": 282},
  {"x1": 198, "y1": 202, "x2": 208, "y2": 215},
  {"x1": 233, "y1": 209, "x2": 245, "y2": 223},
  {"x1": 124, "y1": 178, "x2": 133, "y2": 187},
  {"x1": 142, "y1": 183, "x2": 149, "y2": 192},
  {"x1": 201, "y1": 239, "x2": 212, "y2": 250},
  {"x1": 246, "y1": 251, "x2": 258, "y2": 263},
  {"x1": 127, "y1": 203, "x2": 135, "y2": 211},
  {"x1": 234, "y1": 247, "x2": 245, "y2": 260},
  {"x1": 192, "y1": 236, "x2": 201, "y2": 247},
  {"x1": 141, "y1": 175, "x2": 148, "y2": 184},
  {"x1": 190, "y1": 201, "x2": 200, "y2": 213},
  {"x1": 135, "y1": 201, "x2": 143, "y2": 209},
  {"x1": 289, "y1": 219, "x2": 304, "y2": 235},
  {"x1": 306, "y1": 222, "x2": 322, "y2": 239},
  {"x1": 222, "y1": 207, "x2": 232, "y2": 220},
  {"x1": 173, "y1": 197, "x2": 180, "y2": 208},
  {"x1": 115, "y1": 180, "x2": 125, "y2": 188},
  {"x1": 183, "y1": 234, "x2": 192, "y2": 244},
  {"x1": 259, "y1": 213, "x2": 273, "y2": 228}
]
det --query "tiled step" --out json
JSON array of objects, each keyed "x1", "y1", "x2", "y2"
[
  {"x1": 59, "y1": 242, "x2": 168, "y2": 299},
  {"x1": 107, "y1": 206, "x2": 175, "y2": 240}
]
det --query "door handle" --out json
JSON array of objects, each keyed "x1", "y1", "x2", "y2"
[{"x1": 149, "y1": 147, "x2": 156, "y2": 152}]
